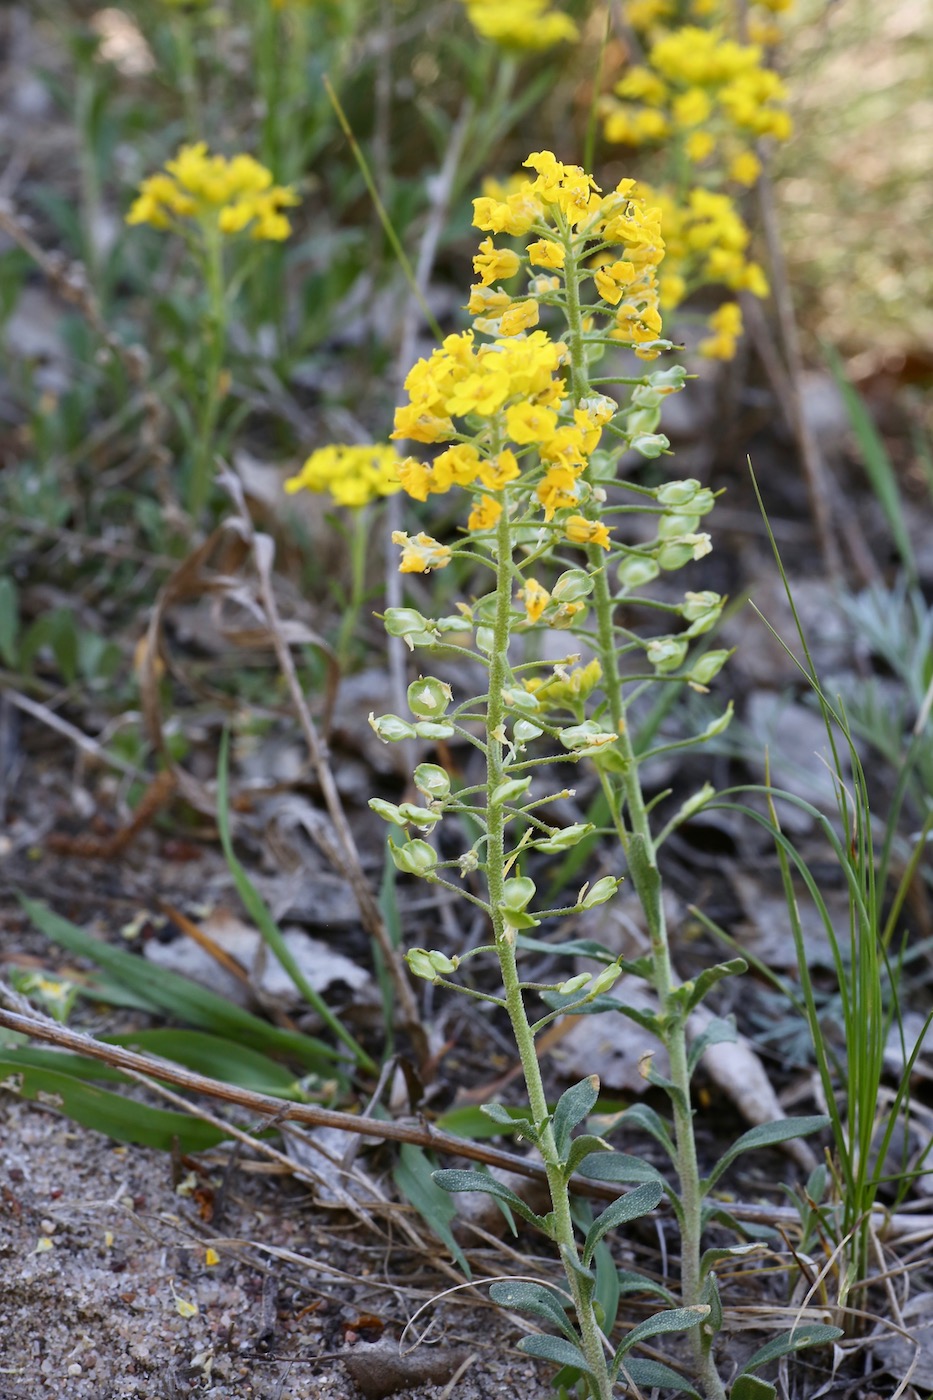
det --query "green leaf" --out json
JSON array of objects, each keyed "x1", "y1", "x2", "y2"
[
  {"x1": 552, "y1": 1076, "x2": 599, "y2": 1158},
  {"x1": 517, "y1": 1334, "x2": 593, "y2": 1378},
  {"x1": 488, "y1": 1282, "x2": 577, "y2": 1344},
  {"x1": 0, "y1": 575, "x2": 19, "y2": 666},
  {"x1": 583, "y1": 1181, "x2": 664, "y2": 1266},
  {"x1": 104, "y1": 1030, "x2": 309, "y2": 1100},
  {"x1": 435, "y1": 1104, "x2": 526, "y2": 1140},
  {"x1": 698, "y1": 1243, "x2": 765, "y2": 1277},
  {"x1": 613, "y1": 1306, "x2": 709, "y2": 1365},
  {"x1": 576, "y1": 1151, "x2": 666, "y2": 1186},
  {"x1": 394, "y1": 1144, "x2": 470, "y2": 1277},
  {"x1": 616, "y1": 1269, "x2": 675, "y2": 1304},
  {"x1": 739, "y1": 1324, "x2": 843, "y2": 1375},
  {"x1": 564, "y1": 1134, "x2": 611, "y2": 1178},
  {"x1": 687, "y1": 1016, "x2": 737, "y2": 1078},
  {"x1": 593, "y1": 1238, "x2": 620, "y2": 1337},
  {"x1": 19, "y1": 897, "x2": 336, "y2": 1074},
  {"x1": 432, "y1": 1169, "x2": 547, "y2": 1231},
  {"x1": 603, "y1": 1103, "x2": 677, "y2": 1161},
  {"x1": 480, "y1": 1101, "x2": 537, "y2": 1141},
  {"x1": 618, "y1": 1359, "x2": 701, "y2": 1397},
  {"x1": 0, "y1": 1061, "x2": 227, "y2": 1152},
  {"x1": 703, "y1": 1116, "x2": 829, "y2": 1191},
  {"x1": 680, "y1": 959, "x2": 748, "y2": 1015},
  {"x1": 731, "y1": 1376, "x2": 776, "y2": 1400}
]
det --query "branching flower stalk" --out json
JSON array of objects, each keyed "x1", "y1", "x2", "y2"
[{"x1": 363, "y1": 152, "x2": 830, "y2": 1396}]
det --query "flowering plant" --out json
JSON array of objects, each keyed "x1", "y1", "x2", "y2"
[{"x1": 365, "y1": 150, "x2": 832, "y2": 1397}]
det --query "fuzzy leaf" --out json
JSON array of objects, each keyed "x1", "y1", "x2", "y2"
[
  {"x1": 619, "y1": 1359, "x2": 701, "y2": 1397},
  {"x1": 432, "y1": 1169, "x2": 547, "y2": 1231},
  {"x1": 613, "y1": 1306, "x2": 709, "y2": 1364},
  {"x1": 488, "y1": 1282, "x2": 577, "y2": 1343},
  {"x1": 394, "y1": 1144, "x2": 470, "y2": 1276},
  {"x1": 583, "y1": 1181, "x2": 664, "y2": 1266},
  {"x1": 552, "y1": 1076, "x2": 599, "y2": 1158},
  {"x1": 517, "y1": 1334, "x2": 593, "y2": 1378},
  {"x1": 739, "y1": 1324, "x2": 844, "y2": 1375},
  {"x1": 576, "y1": 1151, "x2": 666, "y2": 1186},
  {"x1": 703, "y1": 1116, "x2": 829, "y2": 1191},
  {"x1": 731, "y1": 1376, "x2": 776, "y2": 1400},
  {"x1": 679, "y1": 959, "x2": 748, "y2": 1015}
]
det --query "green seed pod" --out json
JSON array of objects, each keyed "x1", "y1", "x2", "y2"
[
  {"x1": 630, "y1": 432, "x2": 669, "y2": 459},
  {"x1": 590, "y1": 962, "x2": 623, "y2": 996},
  {"x1": 658, "y1": 512, "x2": 701, "y2": 540},
  {"x1": 657, "y1": 478, "x2": 701, "y2": 508},
  {"x1": 513, "y1": 719, "x2": 544, "y2": 745},
  {"x1": 689, "y1": 649, "x2": 731, "y2": 686},
  {"x1": 388, "y1": 837, "x2": 438, "y2": 876},
  {"x1": 580, "y1": 876, "x2": 621, "y2": 909},
  {"x1": 559, "y1": 722, "x2": 619, "y2": 754},
  {"x1": 368, "y1": 798, "x2": 408, "y2": 827},
  {"x1": 397, "y1": 801, "x2": 440, "y2": 829},
  {"x1": 647, "y1": 636, "x2": 688, "y2": 673},
  {"x1": 368, "y1": 712, "x2": 418, "y2": 743},
  {"x1": 490, "y1": 776, "x2": 532, "y2": 806},
  {"x1": 406, "y1": 948, "x2": 438, "y2": 981},
  {"x1": 384, "y1": 608, "x2": 436, "y2": 647},
  {"x1": 551, "y1": 569, "x2": 594, "y2": 603},
  {"x1": 413, "y1": 763, "x2": 451, "y2": 801},
  {"x1": 617, "y1": 554, "x2": 660, "y2": 589},
  {"x1": 534, "y1": 822, "x2": 594, "y2": 853},
  {"x1": 414, "y1": 720, "x2": 456, "y2": 740},
  {"x1": 501, "y1": 876, "x2": 536, "y2": 913},
  {"x1": 556, "y1": 972, "x2": 591, "y2": 996},
  {"x1": 407, "y1": 676, "x2": 452, "y2": 719}
]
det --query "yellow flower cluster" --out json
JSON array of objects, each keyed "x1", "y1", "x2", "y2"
[
  {"x1": 623, "y1": 0, "x2": 793, "y2": 49},
  {"x1": 698, "y1": 301, "x2": 743, "y2": 359},
  {"x1": 644, "y1": 184, "x2": 769, "y2": 309},
  {"x1": 284, "y1": 444, "x2": 401, "y2": 507},
  {"x1": 603, "y1": 27, "x2": 791, "y2": 171},
  {"x1": 460, "y1": 0, "x2": 578, "y2": 50},
  {"x1": 389, "y1": 153, "x2": 667, "y2": 572},
  {"x1": 126, "y1": 143, "x2": 299, "y2": 241}
]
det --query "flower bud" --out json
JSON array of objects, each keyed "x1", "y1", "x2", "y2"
[
  {"x1": 580, "y1": 876, "x2": 621, "y2": 909},
  {"x1": 534, "y1": 822, "x2": 594, "y2": 853},
  {"x1": 407, "y1": 676, "x2": 452, "y2": 719},
  {"x1": 556, "y1": 972, "x2": 591, "y2": 996},
  {"x1": 413, "y1": 763, "x2": 451, "y2": 801},
  {"x1": 368, "y1": 712, "x2": 418, "y2": 743},
  {"x1": 590, "y1": 962, "x2": 624, "y2": 996},
  {"x1": 389, "y1": 837, "x2": 438, "y2": 876}
]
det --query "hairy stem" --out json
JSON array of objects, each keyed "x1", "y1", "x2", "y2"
[{"x1": 487, "y1": 505, "x2": 613, "y2": 1400}]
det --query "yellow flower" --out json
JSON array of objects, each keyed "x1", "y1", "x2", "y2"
[
  {"x1": 685, "y1": 130, "x2": 716, "y2": 163},
  {"x1": 564, "y1": 515, "x2": 612, "y2": 550},
  {"x1": 521, "y1": 577, "x2": 550, "y2": 622},
  {"x1": 284, "y1": 444, "x2": 401, "y2": 506},
  {"x1": 461, "y1": 0, "x2": 578, "y2": 49},
  {"x1": 729, "y1": 150, "x2": 761, "y2": 186},
  {"x1": 392, "y1": 531, "x2": 452, "y2": 573},
  {"x1": 498, "y1": 299, "x2": 541, "y2": 337},
  {"x1": 527, "y1": 239, "x2": 566, "y2": 270},
  {"x1": 473, "y1": 236, "x2": 522, "y2": 287},
  {"x1": 505, "y1": 401, "x2": 557, "y2": 445},
  {"x1": 536, "y1": 465, "x2": 582, "y2": 519},
  {"x1": 527, "y1": 658, "x2": 603, "y2": 708},
  {"x1": 594, "y1": 260, "x2": 637, "y2": 306},
  {"x1": 698, "y1": 302, "x2": 743, "y2": 360},
  {"x1": 467, "y1": 495, "x2": 503, "y2": 530},
  {"x1": 477, "y1": 449, "x2": 521, "y2": 490},
  {"x1": 126, "y1": 143, "x2": 299, "y2": 241}
]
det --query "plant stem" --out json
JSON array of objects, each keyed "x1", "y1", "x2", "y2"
[
  {"x1": 562, "y1": 230, "x2": 725, "y2": 1400},
  {"x1": 486, "y1": 506, "x2": 613, "y2": 1400},
  {"x1": 189, "y1": 225, "x2": 228, "y2": 520}
]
